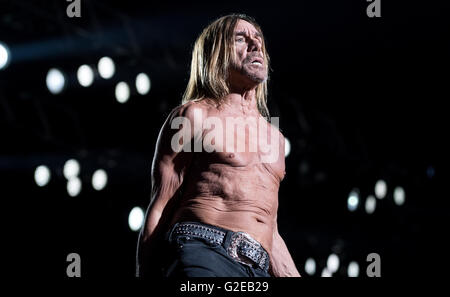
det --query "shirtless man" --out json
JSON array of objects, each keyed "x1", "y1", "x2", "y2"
[{"x1": 136, "y1": 14, "x2": 300, "y2": 277}]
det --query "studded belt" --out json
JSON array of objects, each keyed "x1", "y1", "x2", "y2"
[{"x1": 171, "y1": 222, "x2": 270, "y2": 272}]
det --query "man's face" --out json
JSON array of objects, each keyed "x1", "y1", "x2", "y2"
[{"x1": 229, "y1": 19, "x2": 268, "y2": 87}]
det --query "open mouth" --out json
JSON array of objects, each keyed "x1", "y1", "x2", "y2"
[{"x1": 249, "y1": 57, "x2": 264, "y2": 66}]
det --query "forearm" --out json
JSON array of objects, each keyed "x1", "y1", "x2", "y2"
[
  {"x1": 270, "y1": 232, "x2": 301, "y2": 277},
  {"x1": 137, "y1": 205, "x2": 170, "y2": 277},
  {"x1": 142, "y1": 168, "x2": 183, "y2": 242},
  {"x1": 142, "y1": 207, "x2": 163, "y2": 242},
  {"x1": 142, "y1": 192, "x2": 177, "y2": 244}
]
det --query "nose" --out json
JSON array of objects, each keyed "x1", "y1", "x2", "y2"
[{"x1": 248, "y1": 36, "x2": 262, "y2": 53}]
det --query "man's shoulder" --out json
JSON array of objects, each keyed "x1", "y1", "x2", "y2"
[{"x1": 170, "y1": 100, "x2": 212, "y2": 121}]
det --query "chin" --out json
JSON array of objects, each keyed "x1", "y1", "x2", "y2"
[
  {"x1": 244, "y1": 70, "x2": 267, "y2": 84},
  {"x1": 248, "y1": 74, "x2": 267, "y2": 84}
]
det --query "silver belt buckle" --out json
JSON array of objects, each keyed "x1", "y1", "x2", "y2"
[{"x1": 227, "y1": 231, "x2": 262, "y2": 267}]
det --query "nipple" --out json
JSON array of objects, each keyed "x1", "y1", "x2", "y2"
[{"x1": 228, "y1": 153, "x2": 235, "y2": 158}]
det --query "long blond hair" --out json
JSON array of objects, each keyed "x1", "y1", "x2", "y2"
[{"x1": 182, "y1": 14, "x2": 271, "y2": 119}]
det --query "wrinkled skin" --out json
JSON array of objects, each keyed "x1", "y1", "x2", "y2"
[{"x1": 137, "y1": 20, "x2": 300, "y2": 277}]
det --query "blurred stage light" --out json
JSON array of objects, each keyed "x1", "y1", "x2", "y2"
[
  {"x1": 67, "y1": 177, "x2": 82, "y2": 197},
  {"x1": 115, "y1": 81, "x2": 130, "y2": 103},
  {"x1": 304, "y1": 258, "x2": 316, "y2": 276},
  {"x1": 393, "y1": 186, "x2": 405, "y2": 205},
  {"x1": 92, "y1": 169, "x2": 108, "y2": 191},
  {"x1": 365, "y1": 195, "x2": 376, "y2": 214},
  {"x1": 321, "y1": 268, "x2": 332, "y2": 277},
  {"x1": 347, "y1": 189, "x2": 359, "y2": 212},
  {"x1": 426, "y1": 166, "x2": 435, "y2": 179},
  {"x1": 34, "y1": 165, "x2": 51, "y2": 187},
  {"x1": 63, "y1": 159, "x2": 80, "y2": 179},
  {"x1": 77, "y1": 64, "x2": 94, "y2": 87},
  {"x1": 128, "y1": 206, "x2": 144, "y2": 231},
  {"x1": 0, "y1": 42, "x2": 10, "y2": 70},
  {"x1": 375, "y1": 179, "x2": 387, "y2": 199},
  {"x1": 347, "y1": 261, "x2": 360, "y2": 277},
  {"x1": 284, "y1": 137, "x2": 291, "y2": 157},
  {"x1": 136, "y1": 73, "x2": 151, "y2": 95},
  {"x1": 46, "y1": 68, "x2": 65, "y2": 94},
  {"x1": 327, "y1": 254, "x2": 340, "y2": 273},
  {"x1": 98, "y1": 56, "x2": 115, "y2": 79},
  {"x1": 299, "y1": 161, "x2": 308, "y2": 175}
]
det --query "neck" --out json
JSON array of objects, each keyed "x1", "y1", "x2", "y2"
[{"x1": 222, "y1": 87, "x2": 258, "y2": 114}]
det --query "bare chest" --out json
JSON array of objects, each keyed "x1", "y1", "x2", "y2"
[{"x1": 199, "y1": 114, "x2": 285, "y2": 181}]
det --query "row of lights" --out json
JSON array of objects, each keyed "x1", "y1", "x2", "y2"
[
  {"x1": 45, "y1": 56, "x2": 151, "y2": 103},
  {"x1": 304, "y1": 254, "x2": 360, "y2": 277},
  {"x1": 36, "y1": 53, "x2": 149, "y2": 229},
  {"x1": 34, "y1": 159, "x2": 108, "y2": 197},
  {"x1": 5, "y1": 40, "x2": 144, "y2": 230},
  {"x1": 347, "y1": 179, "x2": 405, "y2": 213},
  {"x1": 35, "y1": 159, "x2": 145, "y2": 233}
]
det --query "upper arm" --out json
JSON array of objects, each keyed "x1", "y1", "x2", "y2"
[
  {"x1": 141, "y1": 102, "x2": 207, "y2": 241},
  {"x1": 148, "y1": 102, "x2": 206, "y2": 214}
]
